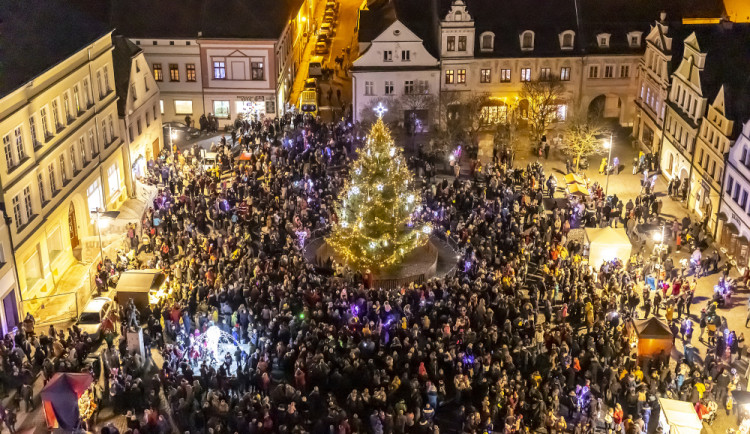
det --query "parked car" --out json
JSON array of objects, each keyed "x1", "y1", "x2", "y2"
[
  {"x1": 76, "y1": 297, "x2": 114, "y2": 341},
  {"x1": 320, "y1": 22, "x2": 334, "y2": 37},
  {"x1": 324, "y1": 10, "x2": 335, "y2": 23},
  {"x1": 304, "y1": 78, "x2": 318, "y2": 91},
  {"x1": 325, "y1": 1, "x2": 339, "y2": 13},
  {"x1": 315, "y1": 41, "x2": 329, "y2": 55},
  {"x1": 163, "y1": 121, "x2": 200, "y2": 141}
]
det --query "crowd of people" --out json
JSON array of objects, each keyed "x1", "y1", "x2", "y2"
[{"x1": 0, "y1": 111, "x2": 744, "y2": 434}]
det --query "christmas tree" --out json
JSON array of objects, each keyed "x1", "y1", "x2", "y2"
[{"x1": 328, "y1": 107, "x2": 429, "y2": 272}]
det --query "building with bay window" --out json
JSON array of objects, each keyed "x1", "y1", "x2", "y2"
[{"x1": 0, "y1": 1, "x2": 130, "y2": 324}]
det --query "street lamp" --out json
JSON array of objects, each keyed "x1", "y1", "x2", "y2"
[{"x1": 603, "y1": 132, "x2": 614, "y2": 198}]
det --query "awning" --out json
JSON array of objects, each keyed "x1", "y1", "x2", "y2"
[
  {"x1": 565, "y1": 173, "x2": 585, "y2": 185},
  {"x1": 568, "y1": 184, "x2": 590, "y2": 196},
  {"x1": 632, "y1": 317, "x2": 672, "y2": 339}
]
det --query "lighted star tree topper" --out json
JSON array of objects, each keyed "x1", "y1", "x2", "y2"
[{"x1": 328, "y1": 103, "x2": 430, "y2": 271}]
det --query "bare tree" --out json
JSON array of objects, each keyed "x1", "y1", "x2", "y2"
[
  {"x1": 520, "y1": 78, "x2": 566, "y2": 145},
  {"x1": 360, "y1": 97, "x2": 404, "y2": 127},
  {"x1": 560, "y1": 110, "x2": 611, "y2": 171}
]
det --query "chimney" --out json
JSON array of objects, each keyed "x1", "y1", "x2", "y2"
[{"x1": 659, "y1": 11, "x2": 667, "y2": 23}]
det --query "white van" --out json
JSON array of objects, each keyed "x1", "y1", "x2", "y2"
[{"x1": 309, "y1": 56, "x2": 324, "y2": 77}]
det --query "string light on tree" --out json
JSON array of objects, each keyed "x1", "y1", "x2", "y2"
[{"x1": 327, "y1": 117, "x2": 426, "y2": 271}]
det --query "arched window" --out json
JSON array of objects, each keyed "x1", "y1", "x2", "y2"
[
  {"x1": 562, "y1": 33, "x2": 573, "y2": 48},
  {"x1": 480, "y1": 32, "x2": 494, "y2": 51},
  {"x1": 521, "y1": 31, "x2": 534, "y2": 51}
]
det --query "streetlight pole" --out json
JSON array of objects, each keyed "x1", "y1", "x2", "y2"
[{"x1": 604, "y1": 132, "x2": 613, "y2": 198}]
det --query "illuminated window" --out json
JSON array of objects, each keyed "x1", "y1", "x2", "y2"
[
  {"x1": 561, "y1": 67, "x2": 571, "y2": 81},
  {"x1": 447, "y1": 36, "x2": 455, "y2": 51},
  {"x1": 480, "y1": 69, "x2": 491, "y2": 83},
  {"x1": 213, "y1": 61, "x2": 226, "y2": 79},
  {"x1": 174, "y1": 100, "x2": 193, "y2": 115},
  {"x1": 251, "y1": 62, "x2": 264, "y2": 80},
  {"x1": 186, "y1": 64, "x2": 196, "y2": 82},
  {"x1": 153, "y1": 63, "x2": 163, "y2": 81},
  {"x1": 520, "y1": 68, "x2": 531, "y2": 82},
  {"x1": 500, "y1": 69, "x2": 511, "y2": 82},
  {"x1": 169, "y1": 64, "x2": 179, "y2": 81},
  {"x1": 457, "y1": 69, "x2": 466, "y2": 83},
  {"x1": 214, "y1": 101, "x2": 230, "y2": 118},
  {"x1": 445, "y1": 70, "x2": 454, "y2": 84}
]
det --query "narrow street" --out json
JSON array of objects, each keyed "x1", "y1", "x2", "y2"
[{"x1": 289, "y1": 0, "x2": 360, "y2": 122}]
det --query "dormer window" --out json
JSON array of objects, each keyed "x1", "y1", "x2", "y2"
[
  {"x1": 559, "y1": 30, "x2": 575, "y2": 50},
  {"x1": 480, "y1": 32, "x2": 495, "y2": 52},
  {"x1": 627, "y1": 31, "x2": 643, "y2": 48},
  {"x1": 521, "y1": 31, "x2": 534, "y2": 51},
  {"x1": 455, "y1": 11, "x2": 462, "y2": 21},
  {"x1": 597, "y1": 33, "x2": 611, "y2": 48}
]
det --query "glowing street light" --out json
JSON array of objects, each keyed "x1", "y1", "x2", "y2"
[
  {"x1": 603, "y1": 132, "x2": 614, "y2": 198},
  {"x1": 91, "y1": 209, "x2": 120, "y2": 264}
]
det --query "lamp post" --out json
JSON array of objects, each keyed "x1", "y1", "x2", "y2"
[
  {"x1": 91, "y1": 209, "x2": 120, "y2": 263},
  {"x1": 603, "y1": 132, "x2": 614, "y2": 198},
  {"x1": 653, "y1": 224, "x2": 666, "y2": 264}
]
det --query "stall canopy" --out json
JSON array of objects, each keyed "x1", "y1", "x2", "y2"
[
  {"x1": 116, "y1": 270, "x2": 166, "y2": 292},
  {"x1": 568, "y1": 183, "x2": 590, "y2": 196},
  {"x1": 585, "y1": 227, "x2": 632, "y2": 267},
  {"x1": 40, "y1": 373, "x2": 93, "y2": 430},
  {"x1": 658, "y1": 398, "x2": 702, "y2": 434},
  {"x1": 565, "y1": 173, "x2": 586, "y2": 185},
  {"x1": 633, "y1": 317, "x2": 673, "y2": 357}
]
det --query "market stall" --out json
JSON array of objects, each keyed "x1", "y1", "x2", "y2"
[
  {"x1": 41, "y1": 372, "x2": 95, "y2": 431},
  {"x1": 585, "y1": 227, "x2": 632, "y2": 267},
  {"x1": 658, "y1": 398, "x2": 702, "y2": 434},
  {"x1": 630, "y1": 317, "x2": 673, "y2": 358}
]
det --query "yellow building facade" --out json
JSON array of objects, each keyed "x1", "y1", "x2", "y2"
[{"x1": 0, "y1": 31, "x2": 130, "y2": 322}]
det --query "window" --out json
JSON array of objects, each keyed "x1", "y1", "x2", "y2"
[
  {"x1": 37, "y1": 172, "x2": 46, "y2": 204},
  {"x1": 73, "y1": 86, "x2": 81, "y2": 113},
  {"x1": 365, "y1": 81, "x2": 374, "y2": 95},
  {"x1": 186, "y1": 64, "x2": 196, "y2": 82},
  {"x1": 628, "y1": 32, "x2": 642, "y2": 47},
  {"x1": 22, "y1": 186, "x2": 32, "y2": 221},
  {"x1": 47, "y1": 227, "x2": 63, "y2": 261},
  {"x1": 103, "y1": 66, "x2": 111, "y2": 91},
  {"x1": 521, "y1": 31, "x2": 534, "y2": 50},
  {"x1": 561, "y1": 32, "x2": 574, "y2": 49},
  {"x1": 604, "y1": 65, "x2": 614, "y2": 78},
  {"x1": 213, "y1": 61, "x2": 226, "y2": 79},
  {"x1": 3, "y1": 134, "x2": 13, "y2": 169},
  {"x1": 101, "y1": 120, "x2": 109, "y2": 145},
  {"x1": 588, "y1": 65, "x2": 599, "y2": 78},
  {"x1": 447, "y1": 36, "x2": 455, "y2": 51},
  {"x1": 480, "y1": 32, "x2": 494, "y2": 51},
  {"x1": 457, "y1": 69, "x2": 466, "y2": 84},
  {"x1": 458, "y1": 36, "x2": 467, "y2": 51},
  {"x1": 174, "y1": 100, "x2": 193, "y2": 115},
  {"x1": 153, "y1": 63, "x2": 163, "y2": 81},
  {"x1": 14, "y1": 126, "x2": 25, "y2": 161},
  {"x1": 557, "y1": 104, "x2": 568, "y2": 121},
  {"x1": 251, "y1": 62, "x2": 264, "y2": 80},
  {"x1": 109, "y1": 115, "x2": 116, "y2": 141},
  {"x1": 48, "y1": 163, "x2": 57, "y2": 193},
  {"x1": 159, "y1": 100, "x2": 164, "y2": 114},
  {"x1": 742, "y1": 190, "x2": 748, "y2": 208},
  {"x1": 83, "y1": 78, "x2": 91, "y2": 106},
  {"x1": 560, "y1": 67, "x2": 571, "y2": 81},
  {"x1": 213, "y1": 101, "x2": 230, "y2": 118},
  {"x1": 169, "y1": 64, "x2": 179, "y2": 81},
  {"x1": 384, "y1": 81, "x2": 394, "y2": 95},
  {"x1": 63, "y1": 93, "x2": 71, "y2": 121},
  {"x1": 89, "y1": 129, "x2": 97, "y2": 156},
  {"x1": 86, "y1": 179, "x2": 103, "y2": 214},
  {"x1": 480, "y1": 69, "x2": 491, "y2": 83},
  {"x1": 130, "y1": 82, "x2": 137, "y2": 100},
  {"x1": 107, "y1": 163, "x2": 120, "y2": 196},
  {"x1": 29, "y1": 116, "x2": 39, "y2": 148},
  {"x1": 137, "y1": 119, "x2": 142, "y2": 136},
  {"x1": 540, "y1": 68, "x2": 551, "y2": 80},
  {"x1": 146, "y1": 111, "x2": 151, "y2": 127},
  {"x1": 96, "y1": 70, "x2": 104, "y2": 97},
  {"x1": 40, "y1": 107, "x2": 50, "y2": 137},
  {"x1": 11, "y1": 195, "x2": 21, "y2": 229},
  {"x1": 598, "y1": 34, "x2": 610, "y2": 48},
  {"x1": 620, "y1": 65, "x2": 630, "y2": 78},
  {"x1": 401, "y1": 50, "x2": 410, "y2": 61},
  {"x1": 520, "y1": 68, "x2": 531, "y2": 82},
  {"x1": 710, "y1": 160, "x2": 716, "y2": 177},
  {"x1": 402, "y1": 80, "x2": 414, "y2": 94},
  {"x1": 445, "y1": 70, "x2": 454, "y2": 84},
  {"x1": 51, "y1": 100, "x2": 61, "y2": 129},
  {"x1": 383, "y1": 51, "x2": 393, "y2": 62},
  {"x1": 727, "y1": 176, "x2": 734, "y2": 194},
  {"x1": 500, "y1": 69, "x2": 511, "y2": 82},
  {"x1": 59, "y1": 155, "x2": 67, "y2": 183},
  {"x1": 79, "y1": 136, "x2": 87, "y2": 164}
]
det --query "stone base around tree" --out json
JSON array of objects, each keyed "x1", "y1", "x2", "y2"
[{"x1": 304, "y1": 235, "x2": 459, "y2": 290}]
